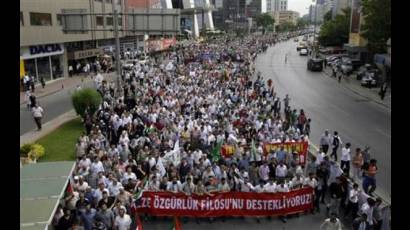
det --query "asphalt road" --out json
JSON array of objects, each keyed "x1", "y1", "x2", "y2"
[
  {"x1": 19, "y1": 80, "x2": 94, "y2": 135},
  {"x1": 255, "y1": 39, "x2": 391, "y2": 199}
]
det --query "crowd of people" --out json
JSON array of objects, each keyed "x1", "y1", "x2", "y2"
[{"x1": 51, "y1": 34, "x2": 388, "y2": 230}]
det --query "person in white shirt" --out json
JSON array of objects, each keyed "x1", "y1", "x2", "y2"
[
  {"x1": 181, "y1": 177, "x2": 196, "y2": 195},
  {"x1": 263, "y1": 179, "x2": 277, "y2": 193},
  {"x1": 275, "y1": 162, "x2": 287, "y2": 181},
  {"x1": 90, "y1": 157, "x2": 105, "y2": 177},
  {"x1": 167, "y1": 177, "x2": 182, "y2": 193},
  {"x1": 315, "y1": 148, "x2": 326, "y2": 166},
  {"x1": 93, "y1": 183, "x2": 110, "y2": 205},
  {"x1": 344, "y1": 183, "x2": 360, "y2": 219},
  {"x1": 340, "y1": 143, "x2": 351, "y2": 176},
  {"x1": 275, "y1": 180, "x2": 289, "y2": 193},
  {"x1": 32, "y1": 104, "x2": 44, "y2": 130},
  {"x1": 122, "y1": 167, "x2": 137, "y2": 185},
  {"x1": 75, "y1": 176, "x2": 89, "y2": 193},
  {"x1": 114, "y1": 207, "x2": 131, "y2": 230},
  {"x1": 360, "y1": 198, "x2": 376, "y2": 228},
  {"x1": 320, "y1": 213, "x2": 342, "y2": 230},
  {"x1": 217, "y1": 178, "x2": 231, "y2": 193},
  {"x1": 289, "y1": 174, "x2": 305, "y2": 190},
  {"x1": 108, "y1": 178, "x2": 123, "y2": 197}
]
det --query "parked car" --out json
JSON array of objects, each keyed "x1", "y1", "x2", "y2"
[
  {"x1": 307, "y1": 58, "x2": 324, "y2": 71},
  {"x1": 361, "y1": 71, "x2": 379, "y2": 87},
  {"x1": 300, "y1": 48, "x2": 308, "y2": 56},
  {"x1": 340, "y1": 57, "x2": 353, "y2": 74},
  {"x1": 356, "y1": 64, "x2": 378, "y2": 78},
  {"x1": 351, "y1": 59, "x2": 362, "y2": 70}
]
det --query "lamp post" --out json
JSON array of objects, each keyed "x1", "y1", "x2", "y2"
[
  {"x1": 312, "y1": 0, "x2": 318, "y2": 57},
  {"x1": 111, "y1": 0, "x2": 122, "y2": 96}
]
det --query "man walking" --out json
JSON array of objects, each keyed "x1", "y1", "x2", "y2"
[
  {"x1": 32, "y1": 104, "x2": 44, "y2": 131},
  {"x1": 330, "y1": 131, "x2": 342, "y2": 161},
  {"x1": 320, "y1": 130, "x2": 332, "y2": 154}
]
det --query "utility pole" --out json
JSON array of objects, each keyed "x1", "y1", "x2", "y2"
[
  {"x1": 313, "y1": 0, "x2": 318, "y2": 57},
  {"x1": 111, "y1": 0, "x2": 122, "y2": 95}
]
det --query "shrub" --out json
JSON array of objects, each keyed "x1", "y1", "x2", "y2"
[
  {"x1": 20, "y1": 143, "x2": 45, "y2": 160},
  {"x1": 71, "y1": 88, "x2": 102, "y2": 118}
]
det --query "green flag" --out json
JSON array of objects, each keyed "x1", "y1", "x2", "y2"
[{"x1": 211, "y1": 141, "x2": 223, "y2": 162}]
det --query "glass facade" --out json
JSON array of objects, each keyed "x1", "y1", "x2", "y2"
[{"x1": 23, "y1": 54, "x2": 63, "y2": 86}]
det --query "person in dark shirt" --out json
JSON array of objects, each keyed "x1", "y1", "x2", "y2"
[
  {"x1": 56, "y1": 209, "x2": 75, "y2": 230},
  {"x1": 97, "y1": 191, "x2": 115, "y2": 209},
  {"x1": 328, "y1": 177, "x2": 344, "y2": 216}
]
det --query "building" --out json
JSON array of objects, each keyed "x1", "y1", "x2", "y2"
[
  {"x1": 344, "y1": 0, "x2": 367, "y2": 60},
  {"x1": 266, "y1": 0, "x2": 287, "y2": 12},
  {"x1": 246, "y1": 0, "x2": 266, "y2": 18},
  {"x1": 272, "y1": 10, "x2": 299, "y2": 26},
  {"x1": 332, "y1": 0, "x2": 350, "y2": 18},
  {"x1": 20, "y1": 0, "x2": 180, "y2": 83},
  {"x1": 20, "y1": 0, "x2": 125, "y2": 83}
]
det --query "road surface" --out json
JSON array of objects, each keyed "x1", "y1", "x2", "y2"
[{"x1": 255, "y1": 39, "x2": 391, "y2": 199}]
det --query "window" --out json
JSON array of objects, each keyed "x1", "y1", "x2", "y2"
[
  {"x1": 20, "y1": 12, "x2": 24, "y2": 26},
  {"x1": 118, "y1": 17, "x2": 122, "y2": 26},
  {"x1": 30, "y1": 12, "x2": 52, "y2": 26},
  {"x1": 96, "y1": 16, "x2": 104, "y2": 26},
  {"x1": 57, "y1": 14, "x2": 63, "y2": 26},
  {"x1": 106, "y1": 0, "x2": 112, "y2": 3},
  {"x1": 106, "y1": 17, "x2": 113, "y2": 26}
]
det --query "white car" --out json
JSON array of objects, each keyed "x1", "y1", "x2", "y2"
[{"x1": 300, "y1": 48, "x2": 308, "y2": 56}]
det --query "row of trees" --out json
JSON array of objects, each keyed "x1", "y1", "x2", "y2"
[
  {"x1": 256, "y1": 13, "x2": 310, "y2": 34},
  {"x1": 318, "y1": 0, "x2": 391, "y2": 54}
]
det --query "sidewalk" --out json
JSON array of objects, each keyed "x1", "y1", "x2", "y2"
[
  {"x1": 20, "y1": 110, "x2": 78, "y2": 146},
  {"x1": 323, "y1": 67, "x2": 391, "y2": 109},
  {"x1": 20, "y1": 72, "x2": 117, "y2": 105}
]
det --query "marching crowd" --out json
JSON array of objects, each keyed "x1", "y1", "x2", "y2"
[{"x1": 51, "y1": 34, "x2": 387, "y2": 230}]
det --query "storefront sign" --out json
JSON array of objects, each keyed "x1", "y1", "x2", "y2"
[
  {"x1": 73, "y1": 48, "x2": 102, "y2": 60},
  {"x1": 29, "y1": 44, "x2": 62, "y2": 55},
  {"x1": 136, "y1": 187, "x2": 314, "y2": 217},
  {"x1": 263, "y1": 141, "x2": 309, "y2": 165},
  {"x1": 145, "y1": 37, "x2": 176, "y2": 53},
  {"x1": 20, "y1": 43, "x2": 64, "y2": 59}
]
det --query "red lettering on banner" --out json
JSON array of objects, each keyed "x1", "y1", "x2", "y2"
[{"x1": 137, "y1": 188, "x2": 314, "y2": 217}]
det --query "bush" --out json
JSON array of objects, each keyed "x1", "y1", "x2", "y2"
[
  {"x1": 71, "y1": 88, "x2": 102, "y2": 118},
  {"x1": 20, "y1": 143, "x2": 45, "y2": 160},
  {"x1": 20, "y1": 144, "x2": 32, "y2": 157}
]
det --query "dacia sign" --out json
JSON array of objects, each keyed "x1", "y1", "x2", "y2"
[
  {"x1": 29, "y1": 44, "x2": 62, "y2": 55},
  {"x1": 20, "y1": 43, "x2": 64, "y2": 59}
]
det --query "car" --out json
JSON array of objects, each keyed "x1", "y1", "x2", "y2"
[
  {"x1": 297, "y1": 42, "x2": 307, "y2": 51},
  {"x1": 307, "y1": 58, "x2": 324, "y2": 71},
  {"x1": 356, "y1": 64, "x2": 378, "y2": 80},
  {"x1": 361, "y1": 71, "x2": 378, "y2": 87},
  {"x1": 300, "y1": 48, "x2": 308, "y2": 56},
  {"x1": 340, "y1": 57, "x2": 353, "y2": 74}
]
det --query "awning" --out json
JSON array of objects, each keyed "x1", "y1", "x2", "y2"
[{"x1": 20, "y1": 161, "x2": 76, "y2": 230}]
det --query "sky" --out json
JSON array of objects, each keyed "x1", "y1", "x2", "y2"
[{"x1": 288, "y1": 0, "x2": 313, "y2": 16}]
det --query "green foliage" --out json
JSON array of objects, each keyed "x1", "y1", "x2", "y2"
[
  {"x1": 318, "y1": 8, "x2": 351, "y2": 46},
  {"x1": 20, "y1": 143, "x2": 45, "y2": 160},
  {"x1": 37, "y1": 118, "x2": 83, "y2": 162},
  {"x1": 277, "y1": 22, "x2": 297, "y2": 32},
  {"x1": 256, "y1": 13, "x2": 275, "y2": 34},
  {"x1": 297, "y1": 18, "x2": 309, "y2": 28},
  {"x1": 20, "y1": 144, "x2": 33, "y2": 157},
  {"x1": 71, "y1": 88, "x2": 102, "y2": 118},
  {"x1": 361, "y1": 0, "x2": 391, "y2": 54},
  {"x1": 323, "y1": 11, "x2": 333, "y2": 22}
]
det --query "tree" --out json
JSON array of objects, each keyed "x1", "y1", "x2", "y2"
[
  {"x1": 297, "y1": 18, "x2": 309, "y2": 29},
  {"x1": 256, "y1": 13, "x2": 275, "y2": 34},
  {"x1": 318, "y1": 7, "x2": 351, "y2": 46},
  {"x1": 323, "y1": 11, "x2": 332, "y2": 22},
  {"x1": 71, "y1": 88, "x2": 102, "y2": 118},
  {"x1": 361, "y1": 0, "x2": 391, "y2": 54},
  {"x1": 277, "y1": 22, "x2": 297, "y2": 32}
]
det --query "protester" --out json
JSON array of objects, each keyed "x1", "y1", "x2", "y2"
[
  {"x1": 320, "y1": 213, "x2": 342, "y2": 230},
  {"x1": 32, "y1": 103, "x2": 44, "y2": 131},
  {"x1": 52, "y1": 34, "x2": 385, "y2": 229}
]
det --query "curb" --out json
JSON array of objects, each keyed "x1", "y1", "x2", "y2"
[
  {"x1": 307, "y1": 142, "x2": 391, "y2": 206},
  {"x1": 20, "y1": 110, "x2": 79, "y2": 146},
  {"x1": 20, "y1": 77, "x2": 94, "y2": 105},
  {"x1": 321, "y1": 69, "x2": 391, "y2": 110}
]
